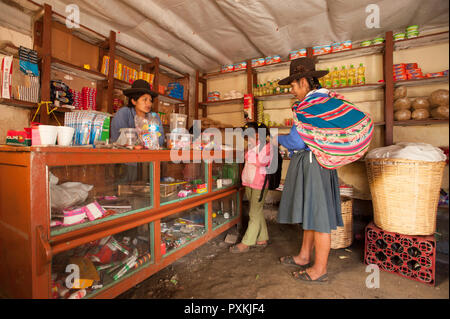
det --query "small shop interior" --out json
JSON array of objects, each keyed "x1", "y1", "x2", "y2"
[{"x1": 0, "y1": 0, "x2": 448, "y2": 300}]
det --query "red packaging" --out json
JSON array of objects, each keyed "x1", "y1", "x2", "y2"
[
  {"x1": 88, "y1": 244, "x2": 114, "y2": 264},
  {"x1": 405, "y1": 63, "x2": 418, "y2": 69},
  {"x1": 243, "y1": 94, "x2": 254, "y2": 121}
]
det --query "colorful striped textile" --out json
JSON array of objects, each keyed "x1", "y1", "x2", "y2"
[{"x1": 292, "y1": 90, "x2": 374, "y2": 169}]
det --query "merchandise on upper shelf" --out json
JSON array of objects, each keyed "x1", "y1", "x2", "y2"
[
  {"x1": 394, "y1": 24, "x2": 420, "y2": 41},
  {"x1": 100, "y1": 56, "x2": 154, "y2": 85}
]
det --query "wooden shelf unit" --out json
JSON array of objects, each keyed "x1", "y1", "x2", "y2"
[
  {"x1": 29, "y1": 3, "x2": 189, "y2": 123},
  {"x1": 195, "y1": 30, "x2": 448, "y2": 145}
]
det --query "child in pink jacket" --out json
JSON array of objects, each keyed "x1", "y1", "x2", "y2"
[{"x1": 230, "y1": 122, "x2": 272, "y2": 253}]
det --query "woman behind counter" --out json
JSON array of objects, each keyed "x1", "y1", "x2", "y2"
[{"x1": 110, "y1": 79, "x2": 165, "y2": 146}]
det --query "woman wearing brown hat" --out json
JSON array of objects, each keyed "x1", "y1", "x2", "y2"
[
  {"x1": 110, "y1": 79, "x2": 164, "y2": 146},
  {"x1": 276, "y1": 57, "x2": 374, "y2": 283}
]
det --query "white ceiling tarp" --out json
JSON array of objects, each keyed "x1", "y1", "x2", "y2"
[{"x1": 4, "y1": 0, "x2": 450, "y2": 75}]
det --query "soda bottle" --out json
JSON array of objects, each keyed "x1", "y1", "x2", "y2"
[
  {"x1": 357, "y1": 63, "x2": 366, "y2": 85},
  {"x1": 339, "y1": 66, "x2": 347, "y2": 87},
  {"x1": 332, "y1": 67, "x2": 340, "y2": 88},
  {"x1": 347, "y1": 64, "x2": 356, "y2": 86}
]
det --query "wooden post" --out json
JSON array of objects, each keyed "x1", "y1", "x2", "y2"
[
  {"x1": 185, "y1": 74, "x2": 190, "y2": 120},
  {"x1": 202, "y1": 76, "x2": 208, "y2": 118},
  {"x1": 153, "y1": 57, "x2": 160, "y2": 113},
  {"x1": 106, "y1": 31, "x2": 116, "y2": 115},
  {"x1": 39, "y1": 3, "x2": 52, "y2": 124},
  {"x1": 194, "y1": 70, "x2": 200, "y2": 120},
  {"x1": 306, "y1": 47, "x2": 313, "y2": 58},
  {"x1": 384, "y1": 31, "x2": 394, "y2": 146}
]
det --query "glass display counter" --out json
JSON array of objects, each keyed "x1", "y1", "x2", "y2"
[
  {"x1": 0, "y1": 147, "x2": 242, "y2": 299},
  {"x1": 212, "y1": 162, "x2": 239, "y2": 191},
  {"x1": 211, "y1": 193, "x2": 239, "y2": 229},
  {"x1": 51, "y1": 224, "x2": 153, "y2": 299},
  {"x1": 49, "y1": 163, "x2": 153, "y2": 236},
  {"x1": 160, "y1": 161, "x2": 207, "y2": 205},
  {"x1": 161, "y1": 204, "x2": 207, "y2": 256}
]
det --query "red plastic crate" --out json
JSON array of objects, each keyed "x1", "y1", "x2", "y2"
[{"x1": 364, "y1": 222, "x2": 436, "y2": 286}]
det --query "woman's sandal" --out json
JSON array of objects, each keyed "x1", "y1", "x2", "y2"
[
  {"x1": 279, "y1": 256, "x2": 311, "y2": 270},
  {"x1": 229, "y1": 244, "x2": 250, "y2": 253},
  {"x1": 292, "y1": 270, "x2": 329, "y2": 284}
]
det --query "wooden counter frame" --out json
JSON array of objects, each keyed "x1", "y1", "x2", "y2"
[{"x1": 0, "y1": 147, "x2": 243, "y2": 299}]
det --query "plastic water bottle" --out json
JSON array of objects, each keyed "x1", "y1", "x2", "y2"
[{"x1": 148, "y1": 112, "x2": 161, "y2": 150}]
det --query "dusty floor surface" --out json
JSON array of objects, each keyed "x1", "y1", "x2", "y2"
[{"x1": 118, "y1": 205, "x2": 449, "y2": 299}]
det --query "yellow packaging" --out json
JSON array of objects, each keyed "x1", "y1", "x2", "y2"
[
  {"x1": 339, "y1": 66, "x2": 347, "y2": 87},
  {"x1": 101, "y1": 56, "x2": 109, "y2": 75},
  {"x1": 331, "y1": 67, "x2": 340, "y2": 88},
  {"x1": 347, "y1": 64, "x2": 356, "y2": 86}
]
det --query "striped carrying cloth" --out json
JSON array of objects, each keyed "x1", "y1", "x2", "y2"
[{"x1": 292, "y1": 89, "x2": 374, "y2": 169}]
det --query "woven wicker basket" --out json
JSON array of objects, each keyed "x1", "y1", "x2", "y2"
[
  {"x1": 331, "y1": 197, "x2": 353, "y2": 249},
  {"x1": 365, "y1": 158, "x2": 445, "y2": 236}
]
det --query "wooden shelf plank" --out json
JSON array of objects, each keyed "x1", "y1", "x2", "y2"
[
  {"x1": 394, "y1": 31, "x2": 449, "y2": 51},
  {"x1": 315, "y1": 44, "x2": 385, "y2": 62},
  {"x1": 114, "y1": 78, "x2": 132, "y2": 90},
  {"x1": 199, "y1": 98, "x2": 244, "y2": 106},
  {"x1": 252, "y1": 44, "x2": 385, "y2": 74},
  {"x1": 51, "y1": 57, "x2": 107, "y2": 81},
  {"x1": 394, "y1": 76, "x2": 449, "y2": 87},
  {"x1": 394, "y1": 119, "x2": 449, "y2": 126},
  {"x1": 255, "y1": 83, "x2": 385, "y2": 101},
  {"x1": 0, "y1": 98, "x2": 37, "y2": 108},
  {"x1": 0, "y1": 43, "x2": 20, "y2": 59},
  {"x1": 159, "y1": 95, "x2": 186, "y2": 105},
  {"x1": 202, "y1": 69, "x2": 247, "y2": 80}
]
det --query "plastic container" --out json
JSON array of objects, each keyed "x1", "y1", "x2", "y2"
[
  {"x1": 116, "y1": 128, "x2": 138, "y2": 146},
  {"x1": 57, "y1": 126, "x2": 75, "y2": 146},
  {"x1": 342, "y1": 40, "x2": 352, "y2": 50},
  {"x1": 169, "y1": 113, "x2": 187, "y2": 133},
  {"x1": 406, "y1": 31, "x2": 419, "y2": 39},
  {"x1": 373, "y1": 37, "x2": 385, "y2": 44},
  {"x1": 361, "y1": 40, "x2": 372, "y2": 47},
  {"x1": 357, "y1": 63, "x2": 366, "y2": 85},
  {"x1": 406, "y1": 25, "x2": 419, "y2": 33},
  {"x1": 347, "y1": 65, "x2": 356, "y2": 86},
  {"x1": 339, "y1": 66, "x2": 348, "y2": 87},
  {"x1": 331, "y1": 67, "x2": 340, "y2": 88},
  {"x1": 38, "y1": 125, "x2": 58, "y2": 146},
  {"x1": 167, "y1": 133, "x2": 192, "y2": 150},
  {"x1": 394, "y1": 33, "x2": 406, "y2": 41}
]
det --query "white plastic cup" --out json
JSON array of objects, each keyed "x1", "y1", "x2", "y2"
[
  {"x1": 38, "y1": 125, "x2": 58, "y2": 146},
  {"x1": 57, "y1": 126, "x2": 75, "y2": 146}
]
